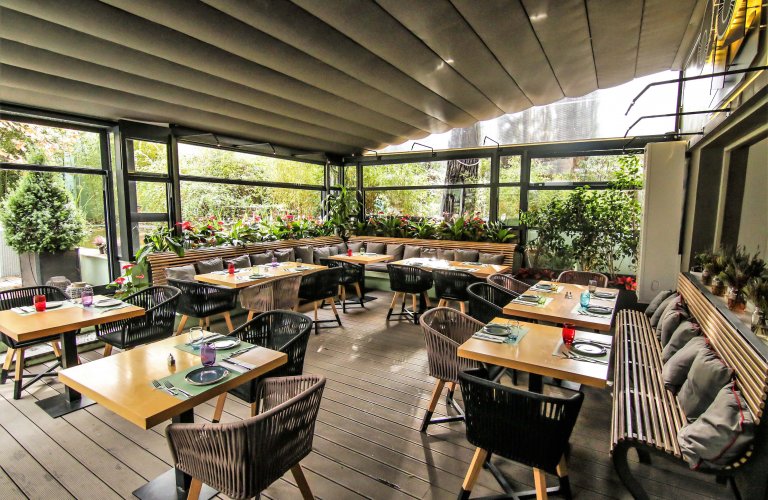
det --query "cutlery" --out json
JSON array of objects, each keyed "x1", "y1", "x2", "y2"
[
  {"x1": 577, "y1": 310, "x2": 606, "y2": 318},
  {"x1": 472, "y1": 334, "x2": 505, "y2": 343},
  {"x1": 222, "y1": 357, "x2": 254, "y2": 370},
  {"x1": 163, "y1": 380, "x2": 191, "y2": 398},
  {"x1": 187, "y1": 333, "x2": 223, "y2": 346},
  {"x1": 560, "y1": 351, "x2": 608, "y2": 364},
  {"x1": 228, "y1": 345, "x2": 258, "y2": 357},
  {"x1": 152, "y1": 379, "x2": 175, "y2": 395}
]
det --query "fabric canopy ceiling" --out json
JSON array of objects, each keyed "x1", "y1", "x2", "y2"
[{"x1": 0, "y1": 0, "x2": 704, "y2": 155}]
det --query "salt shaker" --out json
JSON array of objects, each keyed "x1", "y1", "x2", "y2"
[{"x1": 167, "y1": 353, "x2": 176, "y2": 367}]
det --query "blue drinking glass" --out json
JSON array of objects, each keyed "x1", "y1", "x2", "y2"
[{"x1": 580, "y1": 291, "x2": 591, "y2": 308}]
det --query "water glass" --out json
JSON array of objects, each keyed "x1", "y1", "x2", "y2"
[
  {"x1": 580, "y1": 291, "x2": 591, "y2": 308},
  {"x1": 33, "y1": 294, "x2": 46, "y2": 312},
  {"x1": 200, "y1": 343, "x2": 216, "y2": 367},
  {"x1": 588, "y1": 279, "x2": 597, "y2": 294},
  {"x1": 188, "y1": 326, "x2": 204, "y2": 347},
  {"x1": 296, "y1": 258, "x2": 303, "y2": 266},
  {"x1": 228, "y1": 262, "x2": 235, "y2": 275},
  {"x1": 271, "y1": 256, "x2": 278, "y2": 267},
  {"x1": 561, "y1": 323, "x2": 576, "y2": 346}
]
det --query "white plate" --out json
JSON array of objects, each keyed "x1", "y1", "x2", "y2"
[
  {"x1": 210, "y1": 339, "x2": 241, "y2": 350},
  {"x1": 94, "y1": 298, "x2": 122, "y2": 308},
  {"x1": 46, "y1": 301, "x2": 64, "y2": 309}
]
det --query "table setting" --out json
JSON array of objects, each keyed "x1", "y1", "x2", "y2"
[
  {"x1": 471, "y1": 321, "x2": 528, "y2": 345},
  {"x1": 511, "y1": 293, "x2": 553, "y2": 308},
  {"x1": 552, "y1": 326, "x2": 610, "y2": 365}
]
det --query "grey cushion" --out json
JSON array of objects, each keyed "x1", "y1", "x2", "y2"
[
  {"x1": 663, "y1": 336, "x2": 708, "y2": 394},
  {"x1": 678, "y1": 382, "x2": 755, "y2": 470},
  {"x1": 455, "y1": 249, "x2": 479, "y2": 262},
  {"x1": 250, "y1": 251, "x2": 274, "y2": 266},
  {"x1": 659, "y1": 308, "x2": 690, "y2": 346},
  {"x1": 650, "y1": 293, "x2": 679, "y2": 328},
  {"x1": 294, "y1": 246, "x2": 314, "y2": 265},
  {"x1": 165, "y1": 264, "x2": 196, "y2": 281},
  {"x1": 438, "y1": 249, "x2": 455, "y2": 261},
  {"x1": 678, "y1": 349, "x2": 734, "y2": 421},
  {"x1": 367, "y1": 262, "x2": 388, "y2": 272},
  {"x1": 420, "y1": 247, "x2": 438, "y2": 259},
  {"x1": 328, "y1": 246, "x2": 340, "y2": 256},
  {"x1": 403, "y1": 245, "x2": 421, "y2": 259},
  {"x1": 274, "y1": 248, "x2": 295, "y2": 262},
  {"x1": 645, "y1": 289, "x2": 675, "y2": 317},
  {"x1": 386, "y1": 244, "x2": 404, "y2": 260},
  {"x1": 479, "y1": 253, "x2": 505, "y2": 265},
  {"x1": 224, "y1": 254, "x2": 251, "y2": 270},
  {"x1": 195, "y1": 257, "x2": 224, "y2": 274},
  {"x1": 347, "y1": 241, "x2": 364, "y2": 252},
  {"x1": 366, "y1": 242, "x2": 386, "y2": 254},
  {"x1": 662, "y1": 321, "x2": 702, "y2": 363},
  {"x1": 334, "y1": 242, "x2": 348, "y2": 255},
  {"x1": 313, "y1": 246, "x2": 331, "y2": 264}
]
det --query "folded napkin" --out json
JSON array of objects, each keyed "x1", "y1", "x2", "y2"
[
  {"x1": 220, "y1": 355, "x2": 257, "y2": 372},
  {"x1": 517, "y1": 294, "x2": 543, "y2": 303},
  {"x1": 11, "y1": 306, "x2": 35, "y2": 314},
  {"x1": 472, "y1": 332, "x2": 506, "y2": 343}
]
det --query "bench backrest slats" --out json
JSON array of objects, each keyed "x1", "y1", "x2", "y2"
[
  {"x1": 349, "y1": 236, "x2": 518, "y2": 268},
  {"x1": 678, "y1": 274, "x2": 768, "y2": 423}
]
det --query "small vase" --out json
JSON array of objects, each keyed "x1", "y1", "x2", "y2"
[
  {"x1": 701, "y1": 269, "x2": 712, "y2": 286},
  {"x1": 98, "y1": 245, "x2": 106, "y2": 255},
  {"x1": 753, "y1": 308, "x2": 766, "y2": 331},
  {"x1": 726, "y1": 287, "x2": 747, "y2": 313},
  {"x1": 711, "y1": 277, "x2": 726, "y2": 296}
]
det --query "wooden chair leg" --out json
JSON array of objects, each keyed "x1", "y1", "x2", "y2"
[
  {"x1": 205, "y1": 317, "x2": 211, "y2": 329},
  {"x1": 458, "y1": 447, "x2": 488, "y2": 499},
  {"x1": 50, "y1": 342, "x2": 62, "y2": 358},
  {"x1": 247, "y1": 310, "x2": 255, "y2": 322},
  {"x1": 422, "y1": 291, "x2": 431, "y2": 308},
  {"x1": 556, "y1": 455, "x2": 572, "y2": 500},
  {"x1": 222, "y1": 311, "x2": 234, "y2": 332},
  {"x1": 387, "y1": 292, "x2": 400, "y2": 319},
  {"x1": 103, "y1": 344, "x2": 113, "y2": 357},
  {"x1": 199, "y1": 317, "x2": 206, "y2": 327},
  {"x1": 186, "y1": 478, "x2": 202, "y2": 500},
  {"x1": 250, "y1": 402, "x2": 258, "y2": 417},
  {"x1": 533, "y1": 467, "x2": 548, "y2": 499},
  {"x1": 329, "y1": 299, "x2": 342, "y2": 327},
  {"x1": 420, "y1": 379, "x2": 445, "y2": 432},
  {"x1": 459, "y1": 301, "x2": 466, "y2": 314},
  {"x1": 176, "y1": 315, "x2": 189, "y2": 336},
  {"x1": 313, "y1": 301, "x2": 319, "y2": 321},
  {"x1": 437, "y1": 298, "x2": 446, "y2": 308},
  {"x1": 291, "y1": 464, "x2": 314, "y2": 500},
  {"x1": 354, "y1": 282, "x2": 364, "y2": 307},
  {"x1": 211, "y1": 394, "x2": 227, "y2": 423},
  {"x1": 1, "y1": 348, "x2": 15, "y2": 384},
  {"x1": 341, "y1": 285, "x2": 347, "y2": 313},
  {"x1": 13, "y1": 348, "x2": 25, "y2": 400}
]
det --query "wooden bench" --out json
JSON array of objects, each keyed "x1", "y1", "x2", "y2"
[
  {"x1": 145, "y1": 236, "x2": 342, "y2": 286},
  {"x1": 611, "y1": 273, "x2": 768, "y2": 499}
]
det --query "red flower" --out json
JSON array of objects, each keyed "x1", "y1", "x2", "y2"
[
  {"x1": 217, "y1": 221, "x2": 223, "y2": 226},
  {"x1": 207, "y1": 224, "x2": 214, "y2": 230},
  {"x1": 115, "y1": 277, "x2": 126, "y2": 284},
  {"x1": 180, "y1": 221, "x2": 192, "y2": 231},
  {"x1": 286, "y1": 214, "x2": 294, "y2": 220},
  {"x1": 122, "y1": 264, "x2": 134, "y2": 270}
]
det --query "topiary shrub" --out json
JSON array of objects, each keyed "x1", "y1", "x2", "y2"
[{"x1": 0, "y1": 171, "x2": 85, "y2": 253}]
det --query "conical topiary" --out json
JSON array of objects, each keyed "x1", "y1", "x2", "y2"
[{"x1": 0, "y1": 171, "x2": 85, "y2": 253}]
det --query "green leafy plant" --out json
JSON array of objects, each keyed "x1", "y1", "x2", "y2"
[
  {"x1": 519, "y1": 200, "x2": 569, "y2": 270},
  {"x1": 135, "y1": 226, "x2": 184, "y2": 264},
  {"x1": 484, "y1": 220, "x2": 517, "y2": 243},
  {"x1": 408, "y1": 217, "x2": 437, "y2": 239},
  {"x1": 745, "y1": 275, "x2": 768, "y2": 311},
  {"x1": 0, "y1": 171, "x2": 85, "y2": 253},
  {"x1": 107, "y1": 263, "x2": 149, "y2": 298},
  {"x1": 323, "y1": 185, "x2": 358, "y2": 240}
]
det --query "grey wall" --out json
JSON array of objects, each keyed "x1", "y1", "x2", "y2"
[{"x1": 738, "y1": 137, "x2": 768, "y2": 254}]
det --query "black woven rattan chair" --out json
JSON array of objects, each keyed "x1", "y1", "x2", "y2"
[
  {"x1": 212, "y1": 310, "x2": 313, "y2": 422},
  {"x1": 0, "y1": 286, "x2": 69, "y2": 400},
  {"x1": 167, "y1": 278, "x2": 238, "y2": 334},
  {"x1": 467, "y1": 282, "x2": 519, "y2": 324},
  {"x1": 386, "y1": 264, "x2": 433, "y2": 324},
  {"x1": 457, "y1": 367, "x2": 584, "y2": 500},
  {"x1": 95, "y1": 286, "x2": 180, "y2": 356},
  {"x1": 433, "y1": 269, "x2": 478, "y2": 314},
  {"x1": 556, "y1": 270, "x2": 609, "y2": 287},
  {"x1": 167, "y1": 375, "x2": 325, "y2": 500},
  {"x1": 299, "y1": 268, "x2": 343, "y2": 334},
  {"x1": 322, "y1": 258, "x2": 365, "y2": 312},
  {"x1": 487, "y1": 273, "x2": 531, "y2": 295}
]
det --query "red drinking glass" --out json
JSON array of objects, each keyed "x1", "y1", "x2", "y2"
[
  {"x1": 33, "y1": 294, "x2": 46, "y2": 312},
  {"x1": 561, "y1": 323, "x2": 576, "y2": 346},
  {"x1": 347, "y1": 248, "x2": 353, "y2": 256},
  {"x1": 228, "y1": 262, "x2": 235, "y2": 274}
]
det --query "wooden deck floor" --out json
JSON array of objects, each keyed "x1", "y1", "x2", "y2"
[{"x1": 0, "y1": 290, "x2": 732, "y2": 499}]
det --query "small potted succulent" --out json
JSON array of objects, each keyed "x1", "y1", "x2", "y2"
[
  {"x1": 718, "y1": 248, "x2": 765, "y2": 313},
  {"x1": 745, "y1": 275, "x2": 768, "y2": 332},
  {"x1": 93, "y1": 235, "x2": 107, "y2": 254}
]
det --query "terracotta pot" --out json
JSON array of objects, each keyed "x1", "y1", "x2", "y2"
[{"x1": 726, "y1": 287, "x2": 747, "y2": 313}]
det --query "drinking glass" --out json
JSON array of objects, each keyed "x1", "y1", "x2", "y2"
[
  {"x1": 228, "y1": 262, "x2": 236, "y2": 275},
  {"x1": 561, "y1": 323, "x2": 576, "y2": 346},
  {"x1": 200, "y1": 343, "x2": 216, "y2": 367},
  {"x1": 33, "y1": 294, "x2": 46, "y2": 312},
  {"x1": 296, "y1": 258, "x2": 303, "y2": 267},
  {"x1": 271, "y1": 256, "x2": 278, "y2": 267},
  {"x1": 347, "y1": 248, "x2": 353, "y2": 256},
  {"x1": 588, "y1": 279, "x2": 597, "y2": 294},
  {"x1": 189, "y1": 326, "x2": 204, "y2": 347},
  {"x1": 580, "y1": 291, "x2": 591, "y2": 308},
  {"x1": 81, "y1": 285, "x2": 94, "y2": 307}
]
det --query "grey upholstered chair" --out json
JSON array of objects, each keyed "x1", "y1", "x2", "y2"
[
  {"x1": 166, "y1": 375, "x2": 325, "y2": 500},
  {"x1": 556, "y1": 270, "x2": 609, "y2": 287},
  {"x1": 487, "y1": 273, "x2": 531, "y2": 295},
  {"x1": 239, "y1": 275, "x2": 302, "y2": 321},
  {"x1": 418, "y1": 307, "x2": 484, "y2": 432}
]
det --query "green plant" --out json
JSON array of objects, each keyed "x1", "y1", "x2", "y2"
[
  {"x1": 0, "y1": 171, "x2": 86, "y2": 253},
  {"x1": 135, "y1": 226, "x2": 184, "y2": 264},
  {"x1": 408, "y1": 217, "x2": 437, "y2": 239},
  {"x1": 484, "y1": 220, "x2": 517, "y2": 243},
  {"x1": 324, "y1": 186, "x2": 358, "y2": 240},
  {"x1": 745, "y1": 275, "x2": 768, "y2": 311},
  {"x1": 519, "y1": 200, "x2": 569, "y2": 269},
  {"x1": 107, "y1": 263, "x2": 149, "y2": 298},
  {"x1": 718, "y1": 247, "x2": 765, "y2": 290}
]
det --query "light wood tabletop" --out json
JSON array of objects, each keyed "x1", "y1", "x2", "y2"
[
  {"x1": 0, "y1": 297, "x2": 145, "y2": 344},
  {"x1": 502, "y1": 281, "x2": 617, "y2": 331},
  {"x1": 389, "y1": 258, "x2": 511, "y2": 278},
  {"x1": 458, "y1": 317, "x2": 612, "y2": 389},
  {"x1": 327, "y1": 253, "x2": 394, "y2": 265},
  {"x1": 195, "y1": 262, "x2": 325, "y2": 289},
  {"x1": 58, "y1": 332, "x2": 287, "y2": 429}
]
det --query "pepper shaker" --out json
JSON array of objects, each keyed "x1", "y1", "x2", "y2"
[{"x1": 167, "y1": 353, "x2": 176, "y2": 367}]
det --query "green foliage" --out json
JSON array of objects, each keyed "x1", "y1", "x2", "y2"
[
  {"x1": 107, "y1": 263, "x2": 149, "y2": 299},
  {"x1": 324, "y1": 186, "x2": 359, "y2": 240},
  {"x1": 718, "y1": 247, "x2": 765, "y2": 290},
  {"x1": 135, "y1": 226, "x2": 185, "y2": 264},
  {"x1": 408, "y1": 217, "x2": 437, "y2": 239},
  {"x1": 484, "y1": 220, "x2": 517, "y2": 243},
  {"x1": 0, "y1": 172, "x2": 86, "y2": 253},
  {"x1": 745, "y1": 276, "x2": 768, "y2": 311}
]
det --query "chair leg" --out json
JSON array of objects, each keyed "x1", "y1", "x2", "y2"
[
  {"x1": 250, "y1": 402, "x2": 258, "y2": 417},
  {"x1": 341, "y1": 285, "x2": 347, "y2": 313},
  {"x1": 103, "y1": 344, "x2": 113, "y2": 357},
  {"x1": 186, "y1": 478, "x2": 202, "y2": 500},
  {"x1": 458, "y1": 447, "x2": 488, "y2": 500},
  {"x1": 199, "y1": 317, "x2": 206, "y2": 327},
  {"x1": 438, "y1": 298, "x2": 446, "y2": 308},
  {"x1": 291, "y1": 464, "x2": 314, "y2": 500},
  {"x1": 51, "y1": 342, "x2": 62, "y2": 358},
  {"x1": 13, "y1": 348, "x2": 25, "y2": 400},
  {"x1": 446, "y1": 381, "x2": 456, "y2": 404},
  {"x1": 421, "y1": 379, "x2": 445, "y2": 432},
  {"x1": 354, "y1": 282, "x2": 364, "y2": 307},
  {"x1": 411, "y1": 294, "x2": 418, "y2": 320},
  {"x1": 329, "y1": 299, "x2": 342, "y2": 327},
  {"x1": 556, "y1": 455, "x2": 572, "y2": 500},
  {"x1": 533, "y1": 468, "x2": 548, "y2": 499},
  {"x1": 422, "y1": 291, "x2": 431, "y2": 308},
  {"x1": 459, "y1": 302, "x2": 466, "y2": 314},
  {"x1": 211, "y1": 394, "x2": 227, "y2": 423},
  {"x1": 1, "y1": 348, "x2": 15, "y2": 384},
  {"x1": 247, "y1": 310, "x2": 255, "y2": 322},
  {"x1": 387, "y1": 292, "x2": 400, "y2": 320},
  {"x1": 222, "y1": 311, "x2": 234, "y2": 332},
  {"x1": 176, "y1": 315, "x2": 189, "y2": 336}
]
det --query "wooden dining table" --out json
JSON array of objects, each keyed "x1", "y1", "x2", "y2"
[
  {"x1": 388, "y1": 258, "x2": 511, "y2": 278},
  {"x1": 0, "y1": 296, "x2": 145, "y2": 417},
  {"x1": 502, "y1": 281, "x2": 617, "y2": 332},
  {"x1": 195, "y1": 261, "x2": 325, "y2": 289},
  {"x1": 58, "y1": 331, "x2": 287, "y2": 500},
  {"x1": 458, "y1": 317, "x2": 612, "y2": 392}
]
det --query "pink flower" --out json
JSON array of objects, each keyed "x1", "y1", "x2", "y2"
[
  {"x1": 115, "y1": 277, "x2": 126, "y2": 285},
  {"x1": 122, "y1": 264, "x2": 134, "y2": 270},
  {"x1": 286, "y1": 214, "x2": 294, "y2": 221}
]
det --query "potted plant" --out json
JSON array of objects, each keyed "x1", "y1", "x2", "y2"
[
  {"x1": 323, "y1": 185, "x2": 358, "y2": 241},
  {"x1": 745, "y1": 275, "x2": 768, "y2": 331},
  {"x1": 0, "y1": 171, "x2": 85, "y2": 286},
  {"x1": 93, "y1": 235, "x2": 107, "y2": 254},
  {"x1": 718, "y1": 248, "x2": 765, "y2": 312}
]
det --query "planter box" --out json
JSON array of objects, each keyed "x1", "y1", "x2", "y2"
[{"x1": 20, "y1": 249, "x2": 81, "y2": 287}]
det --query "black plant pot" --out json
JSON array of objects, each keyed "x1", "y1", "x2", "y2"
[{"x1": 20, "y1": 249, "x2": 81, "y2": 287}]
